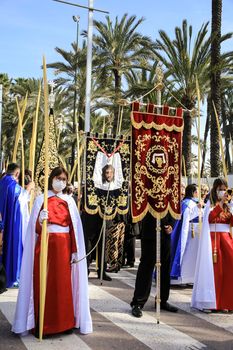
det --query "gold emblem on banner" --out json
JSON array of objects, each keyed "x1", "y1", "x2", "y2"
[
  {"x1": 88, "y1": 193, "x2": 98, "y2": 206},
  {"x1": 118, "y1": 195, "x2": 128, "y2": 207},
  {"x1": 146, "y1": 145, "x2": 168, "y2": 174},
  {"x1": 88, "y1": 140, "x2": 98, "y2": 152}
]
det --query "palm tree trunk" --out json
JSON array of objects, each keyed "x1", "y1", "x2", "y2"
[
  {"x1": 210, "y1": 0, "x2": 222, "y2": 177},
  {"x1": 113, "y1": 69, "x2": 121, "y2": 133},
  {"x1": 221, "y1": 93, "x2": 231, "y2": 172},
  {"x1": 201, "y1": 99, "x2": 210, "y2": 177}
]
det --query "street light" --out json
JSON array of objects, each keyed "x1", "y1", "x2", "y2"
[
  {"x1": 73, "y1": 15, "x2": 80, "y2": 22},
  {"x1": 71, "y1": 14, "x2": 80, "y2": 173}
]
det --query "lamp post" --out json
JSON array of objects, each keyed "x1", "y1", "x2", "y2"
[
  {"x1": 84, "y1": 0, "x2": 93, "y2": 133},
  {"x1": 53, "y1": 0, "x2": 109, "y2": 134},
  {"x1": 71, "y1": 15, "x2": 80, "y2": 172}
]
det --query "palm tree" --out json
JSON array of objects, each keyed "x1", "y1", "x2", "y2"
[
  {"x1": 155, "y1": 20, "x2": 212, "y2": 176},
  {"x1": 93, "y1": 13, "x2": 155, "y2": 132},
  {"x1": 210, "y1": 0, "x2": 222, "y2": 177},
  {"x1": 125, "y1": 61, "x2": 159, "y2": 103},
  {"x1": 221, "y1": 87, "x2": 233, "y2": 173},
  {"x1": 0, "y1": 74, "x2": 15, "y2": 165},
  {"x1": 47, "y1": 42, "x2": 88, "y2": 170},
  {"x1": 0, "y1": 76, "x2": 44, "y2": 167}
]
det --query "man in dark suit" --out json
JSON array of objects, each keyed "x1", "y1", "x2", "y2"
[{"x1": 130, "y1": 212, "x2": 178, "y2": 317}]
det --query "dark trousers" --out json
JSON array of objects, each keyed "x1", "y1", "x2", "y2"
[
  {"x1": 0, "y1": 263, "x2": 7, "y2": 293},
  {"x1": 131, "y1": 234, "x2": 171, "y2": 308},
  {"x1": 123, "y1": 236, "x2": 136, "y2": 265},
  {"x1": 82, "y1": 213, "x2": 107, "y2": 273}
]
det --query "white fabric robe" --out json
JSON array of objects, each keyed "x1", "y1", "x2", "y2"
[
  {"x1": 12, "y1": 190, "x2": 93, "y2": 335},
  {"x1": 18, "y1": 189, "x2": 30, "y2": 247},
  {"x1": 191, "y1": 200, "x2": 216, "y2": 310},
  {"x1": 171, "y1": 201, "x2": 201, "y2": 285}
]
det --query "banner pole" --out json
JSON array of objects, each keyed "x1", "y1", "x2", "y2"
[
  {"x1": 39, "y1": 57, "x2": 50, "y2": 341},
  {"x1": 156, "y1": 215, "x2": 161, "y2": 324},
  {"x1": 100, "y1": 219, "x2": 106, "y2": 285},
  {"x1": 155, "y1": 63, "x2": 163, "y2": 324}
]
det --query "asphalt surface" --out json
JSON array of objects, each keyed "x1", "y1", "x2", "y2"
[{"x1": 1, "y1": 242, "x2": 233, "y2": 350}]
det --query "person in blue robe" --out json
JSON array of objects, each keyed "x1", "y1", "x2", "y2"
[
  {"x1": 0, "y1": 214, "x2": 7, "y2": 293},
  {"x1": 170, "y1": 184, "x2": 202, "y2": 284},
  {"x1": 0, "y1": 163, "x2": 23, "y2": 288}
]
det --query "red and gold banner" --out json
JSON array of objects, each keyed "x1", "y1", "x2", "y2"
[{"x1": 131, "y1": 102, "x2": 183, "y2": 222}]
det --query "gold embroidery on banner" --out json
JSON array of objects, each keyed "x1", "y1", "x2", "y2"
[
  {"x1": 133, "y1": 132, "x2": 180, "y2": 213},
  {"x1": 131, "y1": 113, "x2": 184, "y2": 132},
  {"x1": 131, "y1": 202, "x2": 182, "y2": 223},
  {"x1": 85, "y1": 137, "x2": 130, "y2": 220},
  {"x1": 88, "y1": 140, "x2": 98, "y2": 152},
  {"x1": 119, "y1": 142, "x2": 130, "y2": 156},
  {"x1": 35, "y1": 113, "x2": 60, "y2": 190},
  {"x1": 131, "y1": 117, "x2": 184, "y2": 132},
  {"x1": 88, "y1": 193, "x2": 98, "y2": 206},
  {"x1": 118, "y1": 195, "x2": 128, "y2": 207}
]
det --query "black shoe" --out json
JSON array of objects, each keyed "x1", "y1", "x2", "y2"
[
  {"x1": 132, "y1": 305, "x2": 143, "y2": 318},
  {"x1": 122, "y1": 262, "x2": 134, "y2": 268},
  {"x1": 106, "y1": 265, "x2": 119, "y2": 273},
  {"x1": 0, "y1": 288, "x2": 7, "y2": 294},
  {"x1": 202, "y1": 309, "x2": 212, "y2": 314},
  {"x1": 160, "y1": 302, "x2": 178, "y2": 313},
  {"x1": 97, "y1": 272, "x2": 112, "y2": 281}
]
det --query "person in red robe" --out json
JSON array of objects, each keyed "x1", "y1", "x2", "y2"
[
  {"x1": 208, "y1": 178, "x2": 233, "y2": 311},
  {"x1": 12, "y1": 167, "x2": 92, "y2": 337},
  {"x1": 192, "y1": 177, "x2": 233, "y2": 311}
]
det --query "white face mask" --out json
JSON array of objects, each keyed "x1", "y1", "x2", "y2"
[
  {"x1": 217, "y1": 190, "x2": 226, "y2": 200},
  {"x1": 52, "y1": 178, "x2": 66, "y2": 193}
]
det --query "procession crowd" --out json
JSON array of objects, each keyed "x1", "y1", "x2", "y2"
[{"x1": 1, "y1": 163, "x2": 233, "y2": 338}]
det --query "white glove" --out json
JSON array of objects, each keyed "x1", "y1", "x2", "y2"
[
  {"x1": 39, "y1": 209, "x2": 49, "y2": 224},
  {"x1": 71, "y1": 252, "x2": 79, "y2": 264}
]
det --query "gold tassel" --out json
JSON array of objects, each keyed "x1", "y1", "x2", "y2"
[
  {"x1": 213, "y1": 248, "x2": 218, "y2": 264},
  {"x1": 213, "y1": 229, "x2": 217, "y2": 263},
  {"x1": 191, "y1": 223, "x2": 195, "y2": 238}
]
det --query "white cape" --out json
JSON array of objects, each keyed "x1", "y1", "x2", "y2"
[
  {"x1": 191, "y1": 200, "x2": 216, "y2": 310},
  {"x1": 171, "y1": 200, "x2": 201, "y2": 285},
  {"x1": 12, "y1": 191, "x2": 93, "y2": 335},
  {"x1": 18, "y1": 188, "x2": 30, "y2": 247}
]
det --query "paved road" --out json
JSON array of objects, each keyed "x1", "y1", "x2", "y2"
[{"x1": 1, "y1": 248, "x2": 233, "y2": 350}]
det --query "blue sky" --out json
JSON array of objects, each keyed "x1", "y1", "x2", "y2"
[{"x1": 1, "y1": 0, "x2": 233, "y2": 80}]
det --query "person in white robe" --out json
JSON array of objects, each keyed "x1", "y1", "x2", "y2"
[{"x1": 12, "y1": 167, "x2": 92, "y2": 336}]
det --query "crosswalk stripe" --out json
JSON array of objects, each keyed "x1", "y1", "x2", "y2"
[
  {"x1": 89, "y1": 282, "x2": 206, "y2": 350},
  {"x1": 115, "y1": 269, "x2": 233, "y2": 335},
  {"x1": 1, "y1": 265, "x2": 233, "y2": 349},
  {"x1": 0, "y1": 289, "x2": 92, "y2": 350}
]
